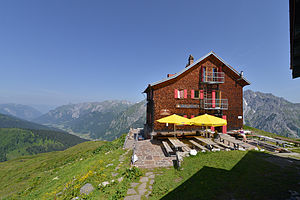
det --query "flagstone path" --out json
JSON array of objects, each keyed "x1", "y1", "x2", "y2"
[
  {"x1": 133, "y1": 140, "x2": 175, "y2": 168},
  {"x1": 124, "y1": 171, "x2": 157, "y2": 200}
]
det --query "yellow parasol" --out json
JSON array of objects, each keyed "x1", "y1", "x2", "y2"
[
  {"x1": 189, "y1": 114, "x2": 227, "y2": 137},
  {"x1": 189, "y1": 114, "x2": 227, "y2": 126},
  {"x1": 157, "y1": 114, "x2": 191, "y2": 132}
]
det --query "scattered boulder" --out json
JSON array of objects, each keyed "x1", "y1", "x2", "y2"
[
  {"x1": 99, "y1": 181, "x2": 110, "y2": 187},
  {"x1": 56, "y1": 192, "x2": 62, "y2": 196},
  {"x1": 106, "y1": 163, "x2": 113, "y2": 167},
  {"x1": 80, "y1": 183, "x2": 94, "y2": 195},
  {"x1": 118, "y1": 177, "x2": 124, "y2": 182},
  {"x1": 112, "y1": 172, "x2": 119, "y2": 177}
]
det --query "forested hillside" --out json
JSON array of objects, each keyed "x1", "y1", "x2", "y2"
[{"x1": 0, "y1": 128, "x2": 87, "y2": 162}]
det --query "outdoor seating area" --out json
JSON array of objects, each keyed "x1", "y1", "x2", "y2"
[
  {"x1": 159, "y1": 133, "x2": 256, "y2": 167},
  {"x1": 161, "y1": 133, "x2": 255, "y2": 157},
  {"x1": 152, "y1": 113, "x2": 294, "y2": 167}
]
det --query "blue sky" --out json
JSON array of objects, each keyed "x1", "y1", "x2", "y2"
[{"x1": 0, "y1": 0, "x2": 299, "y2": 107}]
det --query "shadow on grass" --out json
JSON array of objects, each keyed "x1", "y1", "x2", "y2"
[{"x1": 161, "y1": 151, "x2": 300, "y2": 200}]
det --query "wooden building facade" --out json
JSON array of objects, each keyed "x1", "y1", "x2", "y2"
[{"x1": 143, "y1": 52, "x2": 250, "y2": 138}]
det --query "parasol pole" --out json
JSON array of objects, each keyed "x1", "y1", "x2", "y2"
[{"x1": 174, "y1": 123, "x2": 176, "y2": 137}]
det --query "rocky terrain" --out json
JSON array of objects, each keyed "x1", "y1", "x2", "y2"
[{"x1": 243, "y1": 90, "x2": 300, "y2": 138}]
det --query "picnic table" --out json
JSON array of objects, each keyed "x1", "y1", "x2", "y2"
[
  {"x1": 194, "y1": 136, "x2": 221, "y2": 151},
  {"x1": 218, "y1": 134, "x2": 244, "y2": 149},
  {"x1": 168, "y1": 137, "x2": 187, "y2": 151},
  {"x1": 162, "y1": 141, "x2": 173, "y2": 157},
  {"x1": 189, "y1": 140, "x2": 209, "y2": 151}
]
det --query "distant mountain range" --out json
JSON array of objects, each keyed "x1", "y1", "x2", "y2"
[
  {"x1": 2, "y1": 90, "x2": 298, "y2": 141},
  {"x1": 34, "y1": 100, "x2": 146, "y2": 140},
  {"x1": 0, "y1": 103, "x2": 42, "y2": 121},
  {"x1": 244, "y1": 90, "x2": 300, "y2": 138},
  {"x1": 0, "y1": 112, "x2": 59, "y2": 131}
]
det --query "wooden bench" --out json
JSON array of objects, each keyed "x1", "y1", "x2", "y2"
[
  {"x1": 214, "y1": 140, "x2": 233, "y2": 150},
  {"x1": 182, "y1": 146, "x2": 192, "y2": 152},
  {"x1": 189, "y1": 140, "x2": 209, "y2": 151},
  {"x1": 212, "y1": 143, "x2": 225, "y2": 150},
  {"x1": 162, "y1": 141, "x2": 173, "y2": 156}
]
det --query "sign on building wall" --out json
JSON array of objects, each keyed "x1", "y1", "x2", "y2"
[{"x1": 176, "y1": 104, "x2": 200, "y2": 108}]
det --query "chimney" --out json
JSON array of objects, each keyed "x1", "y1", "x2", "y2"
[{"x1": 186, "y1": 54, "x2": 194, "y2": 67}]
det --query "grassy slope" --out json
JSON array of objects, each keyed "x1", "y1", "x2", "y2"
[
  {"x1": 244, "y1": 125, "x2": 300, "y2": 141},
  {"x1": 150, "y1": 151, "x2": 300, "y2": 200},
  {"x1": 0, "y1": 135, "x2": 142, "y2": 200},
  {"x1": 244, "y1": 125, "x2": 300, "y2": 154},
  {"x1": 1, "y1": 127, "x2": 300, "y2": 200}
]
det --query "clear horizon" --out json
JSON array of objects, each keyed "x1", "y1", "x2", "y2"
[{"x1": 1, "y1": 0, "x2": 299, "y2": 106}]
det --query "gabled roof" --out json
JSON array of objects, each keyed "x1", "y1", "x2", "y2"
[{"x1": 144, "y1": 51, "x2": 250, "y2": 92}]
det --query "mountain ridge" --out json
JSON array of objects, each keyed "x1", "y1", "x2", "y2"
[
  {"x1": 34, "y1": 100, "x2": 145, "y2": 140},
  {"x1": 243, "y1": 90, "x2": 300, "y2": 138},
  {"x1": 0, "y1": 112, "x2": 62, "y2": 132},
  {"x1": 0, "y1": 103, "x2": 42, "y2": 121}
]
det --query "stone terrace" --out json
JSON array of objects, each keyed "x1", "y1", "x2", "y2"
[{"x1": 133, "y1": 140, "x2": 175, "y2": 168}]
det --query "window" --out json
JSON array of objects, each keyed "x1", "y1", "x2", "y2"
[
  {"x1": 175, "y1": 89, "x2": 187, "y2": 99},
  {"x1": 212, "y1": 68, "x2": 217, "y2": 81},
  {"x1": 194, "y1": 90, "x2": 200, "y2": 98},
  {"x1": 192, "y1": 90, "x2": 203, "y2": 99}
]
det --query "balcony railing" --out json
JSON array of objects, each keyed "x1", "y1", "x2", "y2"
[
  {"x1": 202, "y1": 98, "x2": 228, "y2": 110},
  {"x1": 202, "y1": 72, "x2": 225, "y2": 83}
]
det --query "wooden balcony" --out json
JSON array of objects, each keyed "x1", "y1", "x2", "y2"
[
  {"x1": 201, "y1": 72, "x2": 225, "y2": 84},
  {"x1": 201, "y1": 98, "x2": 228, "y2": 110}
]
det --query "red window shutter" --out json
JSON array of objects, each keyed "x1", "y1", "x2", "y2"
[
  {"x1": 211, "y1": 126, "x2": 215, "y2": 131},
  {"x1": 200, "y1": 90, "x2": 204, "y2": 99},
  {"x1": 212, "y1": 90, "x2": 216, "y2": 108},
  {"x1": 184, "y1": 89, "x2": 187, "y2": 98},
  {"x1": 222, "y1": 115, "x2": 227, "y2": 133},
  {"x1": 191, "y1": 90, "x2": 194, "y2": 99},
  {"x1": 183, "y1": 115, "x2": 187, "y2": 118},
  {"x1": 174, "y1": 89, "x2": 178, "y2": 98},
  {"x1": 191, "y1": 115, "x2": 194, "y2": 118}
]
